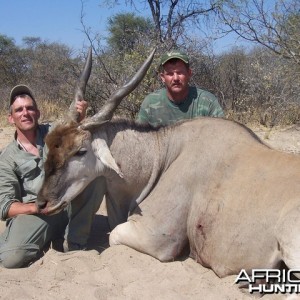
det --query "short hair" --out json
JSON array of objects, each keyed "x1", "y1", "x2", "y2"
[{"x1": 9, "y1": 94, "x2": 38, "y2": 114}]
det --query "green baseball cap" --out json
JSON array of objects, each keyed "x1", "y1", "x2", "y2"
[
  {"x1": 160, "y1": 50, "x2": 189, "y2": 65},
  {"x1": 9, "y1": 85, "x2": 35, "y2": 106}
]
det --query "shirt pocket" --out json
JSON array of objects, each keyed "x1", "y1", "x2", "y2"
[{"x1": 14, "y1": 158, "x2": 43, "y2": 194}]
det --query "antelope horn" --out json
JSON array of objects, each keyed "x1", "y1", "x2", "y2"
[
  {"x1": 68, "y1": 47, "x2": 92, "y2": 122},
  {"x1": 81, "y1": 48, "x2": 156, "y2": 130}
]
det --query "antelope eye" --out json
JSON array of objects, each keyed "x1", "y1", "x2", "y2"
[{"x1": 76, "y1": 149, "x2": 87, "y2": 156}]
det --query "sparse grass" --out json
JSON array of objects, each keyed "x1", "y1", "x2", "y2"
[
  {"x1": 38, "y1": 99, "x2": 69, "y2": 123},
  {"x1": 1, "y1": 100, "x2": 300, "y2": 130},
  {"x1": 226, "y1": 104, "x2": 300, "y2": 128},
  {"x1": 0, "y1": 109, "x2": 9, "y2": 127}
]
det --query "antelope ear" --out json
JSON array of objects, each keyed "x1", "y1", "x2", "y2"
[{"x1": 93, "y1": 138, "x2": 124, "y2": 178}]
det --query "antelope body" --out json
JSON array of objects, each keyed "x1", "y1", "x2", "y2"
[{"x1": 37, "y1": 49, "x2": 300, "y2": 278}]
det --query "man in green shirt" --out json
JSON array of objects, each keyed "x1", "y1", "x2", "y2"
[
  {"x1": 0, "y1": 85, "x2": 104, "y2": 268},
  {"x1": 136, "y1": 49, "x2": 224, "y2": 127}
]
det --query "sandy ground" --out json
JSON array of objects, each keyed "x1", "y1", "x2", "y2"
[{"x1": 0, "y1": 124, "x2": 300, "y2": 300}]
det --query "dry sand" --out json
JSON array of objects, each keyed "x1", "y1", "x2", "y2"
[{"x1": 0, "y1": 124, "x2": 300, "y2": 300}]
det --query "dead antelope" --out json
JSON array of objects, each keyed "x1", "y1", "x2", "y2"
[{"x1": 37, "y1": 48, "x2": 300, "y2": 279}]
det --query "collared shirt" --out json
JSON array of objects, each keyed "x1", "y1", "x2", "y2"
[
  {"x1": 0, "y1": 124, "x2": 50, "y2": 220},
  {"x1": 136, "y1": 86, "x2": 224, "y2": 127}
]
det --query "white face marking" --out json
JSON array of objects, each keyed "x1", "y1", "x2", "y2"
[{"x1": 55, "y1": 140, "x2": 100, "y2": 204}]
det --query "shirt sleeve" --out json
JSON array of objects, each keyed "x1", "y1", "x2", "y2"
[
  {"x1": 0, "y1": 158, "x2": 21, "y2": 220},
  {"x1": 136, "y1": 98, "x2": 150, "y2": 124},
  {"x1": 202, "y1": 90, "x2": 224, "y2": 117},
  {"x1": 209, "y1": 97, "x2": 224, "y2": 117}
]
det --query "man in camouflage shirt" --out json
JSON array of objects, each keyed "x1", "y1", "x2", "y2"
[{"x1": 136, "y1": 49, "x2": 224, "y2": 127}]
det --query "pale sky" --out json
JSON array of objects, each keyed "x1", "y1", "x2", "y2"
[
  {"x1": 0, "y1": 0, "x2": 137, "y2": 51},
  {"x1": 0, "y1": 0, "x2": 246, "y2": 53}
]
